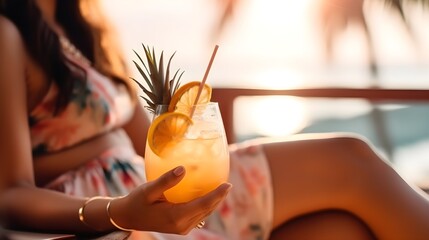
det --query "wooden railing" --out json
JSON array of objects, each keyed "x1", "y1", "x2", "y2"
[{"x1": 211, "y1": 87, "x2": 429, "y2": 143}]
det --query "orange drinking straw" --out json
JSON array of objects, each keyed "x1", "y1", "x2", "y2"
[{"x1": 190, "y1": 45, "x2": 219, "y2": 117}]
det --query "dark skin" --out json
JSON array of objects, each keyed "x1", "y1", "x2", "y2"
[{"x1": 2, "y1": 0, "x2": 429, "y2": 239}]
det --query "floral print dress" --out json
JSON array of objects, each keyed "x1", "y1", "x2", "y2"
[{"x1": 29, "y1": 52, "x2": 273, "y2": 240}]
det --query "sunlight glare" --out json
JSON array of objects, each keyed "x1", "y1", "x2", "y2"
[
  {"x1": 254, "y1": 97, "x2": 307, "y2": 136},
  {"x1": 235, "y1": 96, "x2": 308, "y2": 138}
]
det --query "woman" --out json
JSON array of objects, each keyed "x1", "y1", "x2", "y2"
[{"x1": 1, "y1": 0, "x2": 428, "y2": 239}]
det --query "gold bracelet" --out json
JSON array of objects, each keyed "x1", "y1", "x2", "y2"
[
  {"x1": 106, "y1": 197, "x2": 134, "y2": 231},
  {"x1": 78, "y1": 196, "x2": 111, "y2": 230}
]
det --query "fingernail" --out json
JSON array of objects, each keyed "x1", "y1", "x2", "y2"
[
  {"x1": 220, "y1": 183, "x2": 232, "y2": 192},
  {"x1": 173, "y1": 166, "x2": 185, "y2": 176}
]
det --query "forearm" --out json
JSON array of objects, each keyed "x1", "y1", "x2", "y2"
[
  {"x1": 0, "y1": 186, "x2": 116, "y2": 234},
  {"x1": 33, "y1": 128, "x2": 131, "y2": 186}
]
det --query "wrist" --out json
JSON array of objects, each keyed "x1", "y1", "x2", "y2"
[
  {"x1": 78, "y1": 196, "x2": 114, "y2": 232},
  {"x1": 106, "y1": 196, "x2": 135, "y2": 231}
]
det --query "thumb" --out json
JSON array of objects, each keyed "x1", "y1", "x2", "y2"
[{"x1": 145, "y1": 166, "x2": 186, "y2": 202}]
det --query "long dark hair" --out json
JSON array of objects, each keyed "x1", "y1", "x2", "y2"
[{"x1": 0, "y1": 0, "x2": 133, "y2": 112}]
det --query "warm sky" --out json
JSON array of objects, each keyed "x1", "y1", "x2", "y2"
[{"x1": 102, "y1": 0, "x2": 429, "y2": 89}]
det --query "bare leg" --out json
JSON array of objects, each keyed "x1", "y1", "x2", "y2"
[
  {"x1": 270, "y1": 210, "x2": 375, "y2": 240},
  {"x1": 261, "y1": 133, "x2": 429, "y2": 239}
]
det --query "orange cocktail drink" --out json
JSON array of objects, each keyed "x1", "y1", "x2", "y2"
[{"x1": 145, "y1": 102, "x2": 230, "y2": 203}]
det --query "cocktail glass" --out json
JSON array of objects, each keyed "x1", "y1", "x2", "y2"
[{"x1": 145, "y1": 102, "x2": 230, "y2": 203}]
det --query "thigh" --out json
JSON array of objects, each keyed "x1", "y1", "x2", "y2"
[
  {"x1": 269, "y1": 210, "x2": 375, "y2": 240},
  {"x1": 262, "y1": 133, "x2": 365, "y2": 227}
]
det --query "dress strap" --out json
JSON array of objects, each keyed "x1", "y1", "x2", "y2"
[{"x1": 59, "y1": 36, "x2": 92, "y2": 66}]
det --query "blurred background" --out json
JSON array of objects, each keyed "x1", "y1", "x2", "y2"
[{"x1": 101, "y1": 0, "x2": 429, "y2": 187}]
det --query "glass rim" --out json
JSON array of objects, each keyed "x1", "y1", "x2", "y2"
[{"x1": 155, "y1": 102, "x2": 219, "y2": 108}]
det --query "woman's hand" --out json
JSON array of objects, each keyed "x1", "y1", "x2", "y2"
[{"x1": 108, "y1": 166, "x2": 232, "y2": 234}]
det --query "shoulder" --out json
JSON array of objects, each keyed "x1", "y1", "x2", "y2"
[
  {"x1": 0, "y1": 15, "x2": 20, "y2": 36},
  {"x1": 0, "y1": 15, "x2": 26, "y2": 58},
  {"x1": 0, "y1": 15, "x2": 26, "y2": 79},
  {"x1": 0, "y1": 15, "x2": 26, "y2": 97}
]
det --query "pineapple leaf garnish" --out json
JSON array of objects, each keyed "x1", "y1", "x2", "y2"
[{"x1": 132, "y1": 44, "x2": 184, "y2": 113}]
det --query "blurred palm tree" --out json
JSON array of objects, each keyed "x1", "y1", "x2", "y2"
[
  {"x1": 315, "y1": 0, "x2": 428, "y2": 76},
  {"x1": 214, "y1": 0, "x2": 429, "y2": 158},
  {"x1": 215, "y1": 0, "x2": 428, "y2": 70}
]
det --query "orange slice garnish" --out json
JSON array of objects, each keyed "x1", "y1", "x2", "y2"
[
  {"x1": 168, "y1": 81, "x2": 212, "y2": 114},
  {"x1": 147, "y1": 112, "x2": 193, "y2": 156}
]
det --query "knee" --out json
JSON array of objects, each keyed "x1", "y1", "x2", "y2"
[
  {"x1": 326, "y1": 133, "x2": 371, "y2": 150},
  {"x1": 263, "y1": 132, "x2": 385, "y2": 179},
  {"x1": 325, "y1": 134, "x2": 382, "y2": 165},
  {"x1": 322, "y1": 134, "x2": 390, "y2": 191}
]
